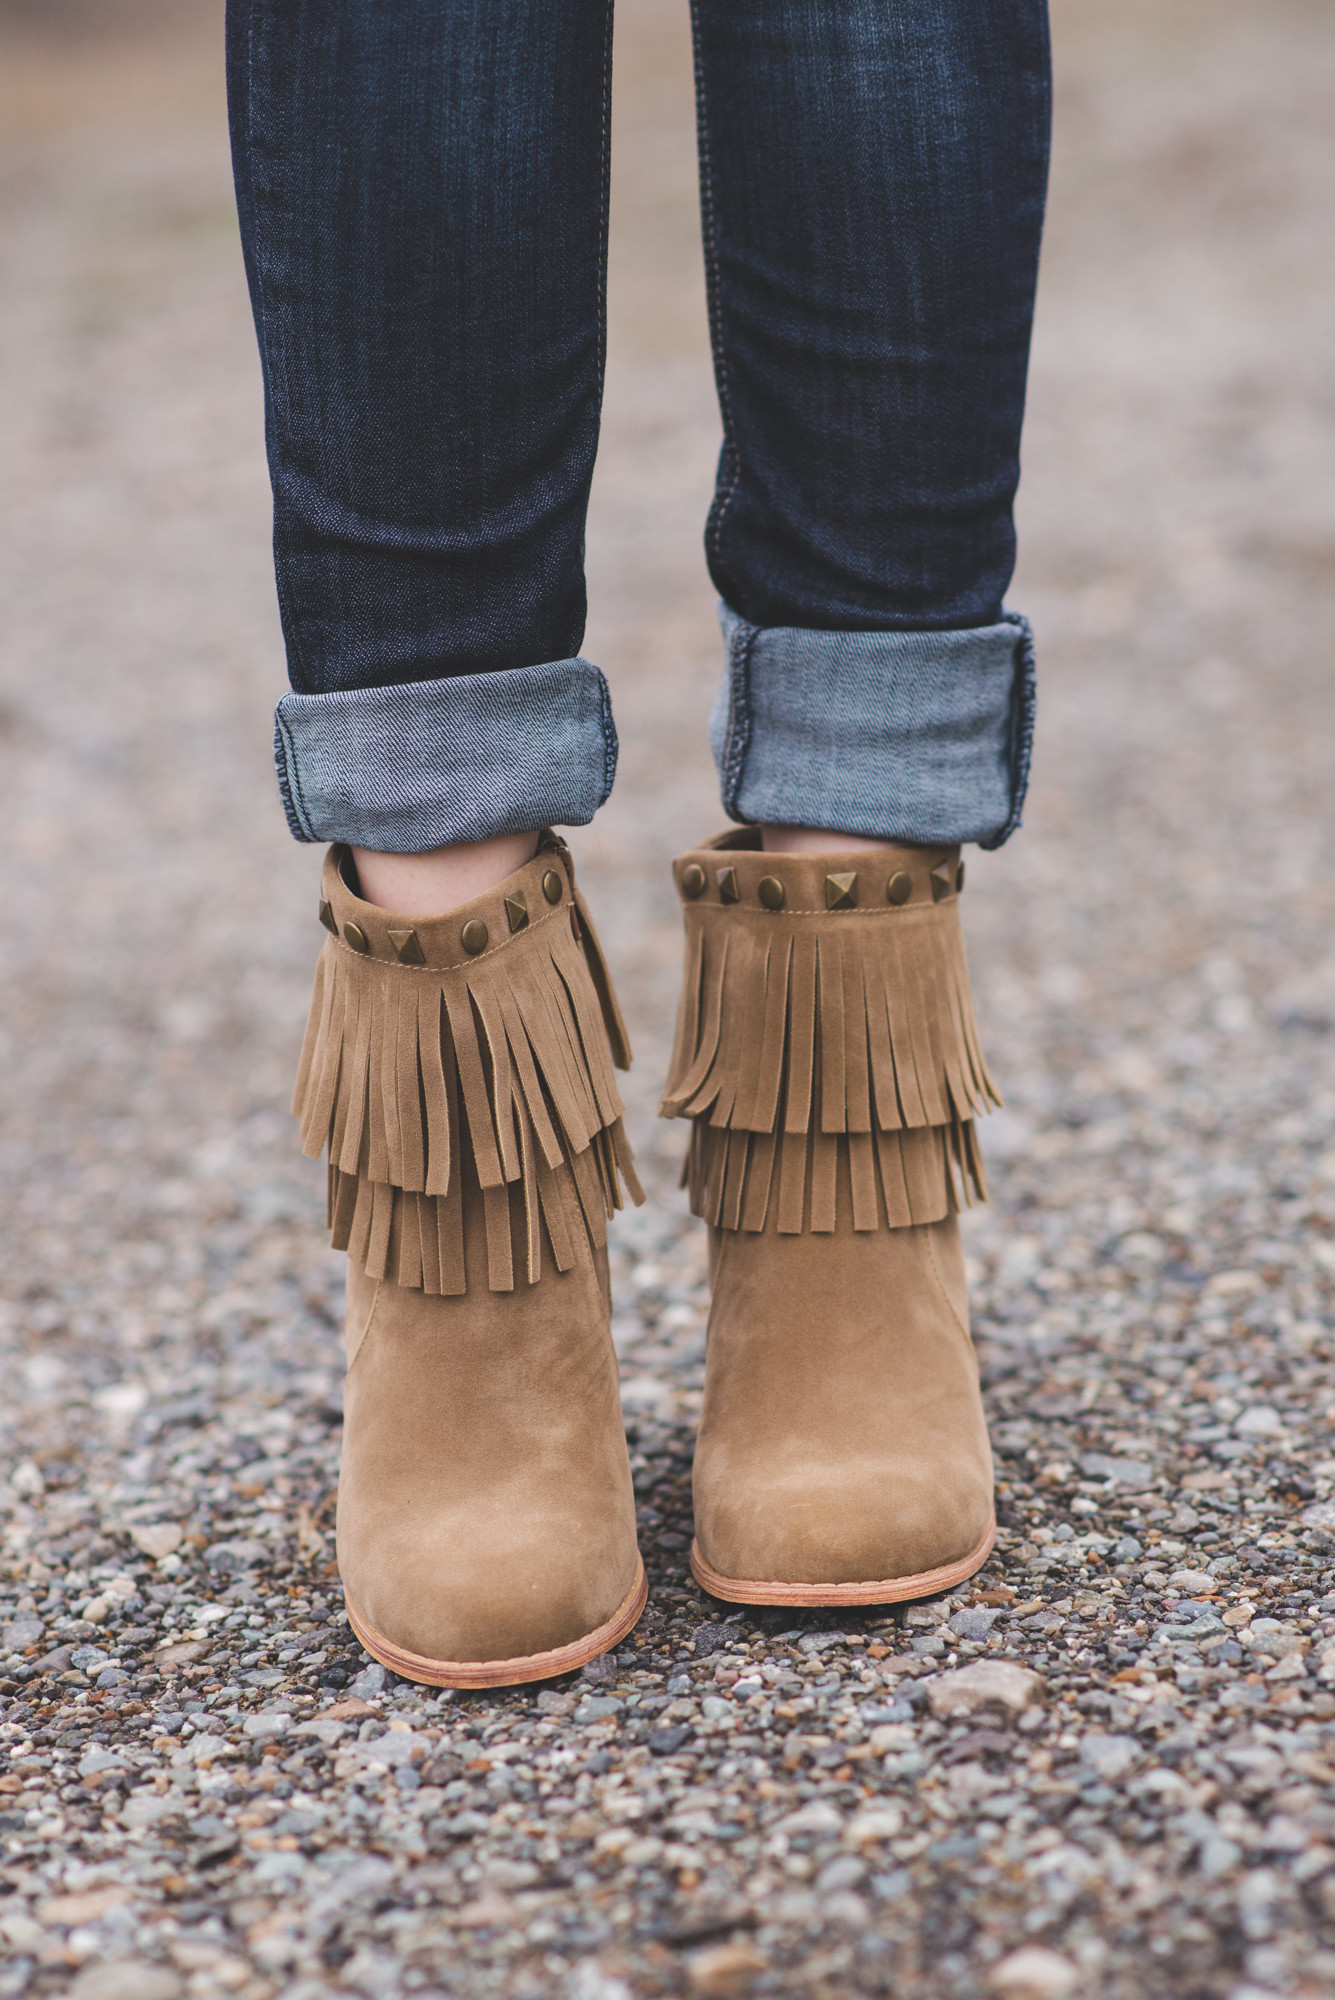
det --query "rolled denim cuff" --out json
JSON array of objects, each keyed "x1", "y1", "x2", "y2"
[
  {"x1": 272, "y1": 659, "x2": 617, "y2": 850},
  {"x1": 709, "y1": 606, "x2": 1035, "y2": 850}
]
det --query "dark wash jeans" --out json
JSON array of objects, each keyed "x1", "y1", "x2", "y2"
[{"x1": 227, "y1": 0, "x2": 1050, "y2": 853}]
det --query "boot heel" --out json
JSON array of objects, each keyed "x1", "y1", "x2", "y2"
[
  {"x1": 295, "y1": 836, "x2": 646, "y2": 1684},
  {"x1": 663, "y1": 832, "x2": 999, "y2": 1603}
]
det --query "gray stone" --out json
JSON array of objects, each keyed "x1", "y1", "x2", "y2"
[
  {"x1": 1080, "y1": 1453, "x2": 1154, "y2": 1489},
  {"x1": 28, "y1": 1644, "x2": 74, "y2": 1675},
  {"x1": 203, "y1": 1539, "x2": 266, "y2": 1574},
  {"x1": 949, "y1": 1607, "x2": 1001, "y2": 1641},
  {"x1": 1079, "y1": 1734, "x2": 1139, "y2": 1781},
  {"x1": 646, "y1": 1726, "x2": 693, "y2": 1756},
  {"x1": 692, "y1": 1621, "x2": 740, "y2": 1656},
  {"x1": 574, "y1": 1696, "x2": 623, "y2": 1723},
  {"x1": 927, "y1": 1662, "x2": 1044, "y2": 1717},
  {"x1": 243, "y1": 1709, "x2": 292, "y2": 1739},
  {"x1": 1234, "y1": 1405, "x2": 1285, "y2": 1437},
  {"x1": 816, "y1": 1854, "x2": 866, "y2": 1892},
  {"x1": 1168, "y1": 1568, "x2": 1216, "y2": 1594},
  {"x1": 121, "y1": 1792, "x2": 188, "y2": 1829}
]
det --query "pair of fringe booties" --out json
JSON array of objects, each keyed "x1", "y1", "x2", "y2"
[{"x1": 293, "y1": 830, "x2": 999, "y2": 1687}]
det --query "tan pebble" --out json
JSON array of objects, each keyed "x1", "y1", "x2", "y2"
[
  {"x1": 988, "y1": 1946, "x2": 1081, "y2": 2000},
  {"x1": 687, "y1": 1939, "x2": 768, "y2": 1998},
  {"x1": 69, "y1": 1963, "x2": 183, "y2": 2000},
  {"x1": 38, "y1": 1887, "x2": 132, "y2": 1927},
  {"x1": 129, "y1": 1523, "x2": 185, "y2": 1560}
]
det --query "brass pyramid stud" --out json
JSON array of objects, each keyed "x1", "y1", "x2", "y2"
[
  {"x1": 886, "y1": 871, "x2": 912, "y2": 906},
  {"x1": 680, "y1": 862, "x2": 706, "y2": 899},
  {"x1": 505, "y1": 893, "x2": 529, "y2": 934},
  {"x1": 717, "y1": 867, "x2": 740, "y2": 905},
  {"x1": 930, "y1": 862, "x2": 954, "y2": 902},
  {"x1": 343, "y1": 921, "x2": 369, "y2": 954},
  {"x1": 825, "y1": 871, "x2": 858, "y2": 911},
  {"x1": 318, "y1": 898, "x2": 337, "y2": 935},
  {"x1": 542, "y1": 869, "x2": 564, "y2": 905},
  {"x1": 388, "y1": 928, "x2": 425, "y2": 965},
  {"x1": 757, "y1": 875, "x2": 786, "y2": 911}
]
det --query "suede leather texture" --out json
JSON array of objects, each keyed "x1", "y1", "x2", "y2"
[
  {"x1": 694, "y1": 1211, "x2": 993, "y2": 1586},
  {"x1": 338, "y1": 1178, "x2": 640, "y2": 1666}
]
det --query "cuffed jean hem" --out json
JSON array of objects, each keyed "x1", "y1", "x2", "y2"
[
  {"x1": 273, "y1": 659, "x2": 618, "y2": 850},
  {"x1": 709, "y1": 605, "x2": 1035, "y2": 850}
]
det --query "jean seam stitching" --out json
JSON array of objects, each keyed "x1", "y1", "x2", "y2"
[
  {"x1": 240, "y1": 1, "x2": 310, "y2": 696},
  {"x1": 594, "y1": 0, "x2": 613, "y2": 408},
  {"x1": 273, "y1": 709, "x2": 314, "y2": 842},
  {"x1": 978, "y1": 612, "x2": 1036, "y2": 851},
  {"x1": 595, "y1": 665, "x2": 618, "y2": 805},
  {"x1": 720, "y1": 617, "x2": 757, "y2": 819},
  {"x1": 689, "y1": 0, "x2": 741, "y2": 589}
]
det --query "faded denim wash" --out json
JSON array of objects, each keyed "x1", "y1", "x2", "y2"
[{"x1": 228, "y1": 0, "x2": 1050, "y2": 851}]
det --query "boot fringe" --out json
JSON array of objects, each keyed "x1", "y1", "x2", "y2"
[
  {"x1": 295, "y1": 853, "x2": 642, "y2": 1292},
  {"x1": 328, "y1": 1110, "x2": 639, "y2": 1293},
  {"x1": 683, "y1": 1111, "x2": 986, "y2": 1234},
  {"x1": 660, "y1": 897, "x2": 1000, "y2": 1135}
]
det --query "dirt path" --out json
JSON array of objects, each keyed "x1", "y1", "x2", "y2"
[{"x1": 1, "y1": 2, "x2": 1334, "y2": 1996}]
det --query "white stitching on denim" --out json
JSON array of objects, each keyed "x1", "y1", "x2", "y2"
[
  {"x1": 594, "y1": 0, "x2": 614, "y2": 408},
  {"x1": 240, "y1": 0, "x2": 312, "y2": 695},
  {"x1": 978, "y1": 611, "x2": 1036, "y2": 852},
  {"x1": 689, "y1": 0, "x2": 742, "y2": 584},
  {"x1": 719, "y1": 615, "x2": 756, "y2": 819},
  {"x1": 596, "y1": 665, "x2": 618, "y2": 803},
  {"x1": 273, "y1": 708, "x2": 315, "y2": 842}
]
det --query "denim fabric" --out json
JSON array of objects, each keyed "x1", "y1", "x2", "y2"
[
  {"x1": 228, "y1": 0, "x2": 1049, "y2": 850},
  {"x1": 692, "y1": 0, "x2": 1051, "y2": 635},
  {"x1": 274, "y1": 659, "x2": 617, "y2": 850},
  {"x1": 711, "y1": 605, "x2": 1035, "y2": 849}
]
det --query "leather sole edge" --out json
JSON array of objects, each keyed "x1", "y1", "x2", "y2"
[
  {"x1": 344, "y1": 1558, "x2": 648, "y2": 1690},
  {"x1": 689, "y1": 1514, "x2": 997, "y2": 1608}
]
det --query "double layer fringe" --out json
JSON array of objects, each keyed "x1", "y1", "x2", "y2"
[
  {"x1": 683, "y1": 1114, "x2": 987, "y2": 1236},
  {"x1": 662, "y1": 907, "x2": 999, "y2": 1134},
  {"x1": 327, "y1": 1111, "x2": 637, "y2": 1295},
  {"x1": 662, "y1": 902, "x2": 997, "y2": 1233},
  {"x1": 294, "y1": 903, "x2": 642, "y2": 1291}
]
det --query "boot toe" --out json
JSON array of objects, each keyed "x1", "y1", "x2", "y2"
[
  {"x1": 342, "y1": 1507, "x2": 641, "y2": 1670},
  {"x1": 696, "y1": 1455, "x2": 993, "y2": 1590}
]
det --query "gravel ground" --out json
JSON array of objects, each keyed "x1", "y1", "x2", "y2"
[{"x1": 2, "y1": 1, "x2": 1335, "y2": 1996}]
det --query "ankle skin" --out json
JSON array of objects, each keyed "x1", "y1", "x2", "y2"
[{"x1": 351, "y1": 830, "x2": 540, "y2": 913}]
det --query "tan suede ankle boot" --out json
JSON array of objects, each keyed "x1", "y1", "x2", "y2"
[
  {"x1": 293, "y1": 835, "x2": 647, "y2": 1685},
  {"x1": 661, "y1": 830, "x2": 999, "y2": 1607}
]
